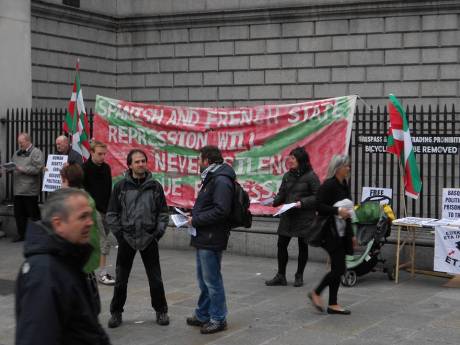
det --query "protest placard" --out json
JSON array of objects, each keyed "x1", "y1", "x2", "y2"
[
  {"x1": 442, "y1": 188, "x2": 460, "y2": 219},
  {"x1": 434, "y1": 226, "x2": 460, "y2": 274},
  {"x1": 42, "y1": 155, "x2": 68, "y2": 192}
]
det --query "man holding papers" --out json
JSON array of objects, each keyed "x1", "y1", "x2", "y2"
[
  {"x1": 186, "y1": 145, "x2": 235, "y2": 334},
  {"x1": 10, "y1": 133, "x2": 44, "y2": 242}
]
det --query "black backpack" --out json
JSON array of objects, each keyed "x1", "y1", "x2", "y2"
[{"x1": 229, "y1": 181, "x2": 252, "y2": 229}]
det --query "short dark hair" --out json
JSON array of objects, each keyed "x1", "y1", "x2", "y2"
[
  {"x1": 199, "y1": 145, "x2": 223, "y2": 164},
  {"x1": 42, "y1": 188, "x2": 89, "y2": 226},
  {"x1": 60, "y1": 164, "x2": 84, "y2": 188},
  {"x1": 127, "y1": 149, "x2": 148, "y2": 166}
]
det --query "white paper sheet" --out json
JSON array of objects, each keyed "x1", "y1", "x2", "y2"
[
  {"x1": 273, "y1": 202, "x2": 297, "y2": 217},
  {"x1": 2, "y1": 161, "x2": 16, "y2": 170},
  {"x1": 393, "y1": 217, "x2": 438, "y2": 227},
  {"x1": 171, "y1": 214, "x2": 189, "y2": 228},
  {"x1": 171, "y1": 212, "x2": 196, "y2": 236},
  {"x1": 42, "y1": 154, "x2": 68, "y2": 192}
]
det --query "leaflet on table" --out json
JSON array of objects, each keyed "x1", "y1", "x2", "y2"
[
  {"x1": 423, "y1": 218, "x2": 453, "y2": 227},
  {"x1": 446, "y1": 219, "x2": 460, "y2": 227},
  {"x1": 393, "y1": 217, "x2": 438, "y2": 227},
  {"x1": 273, "y1": 202, "x2": 297, "y2": 217}
]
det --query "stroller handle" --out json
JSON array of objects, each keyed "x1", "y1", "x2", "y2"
[{"x1": 362, "y1": 195, "x2": 392, "y2": 204}]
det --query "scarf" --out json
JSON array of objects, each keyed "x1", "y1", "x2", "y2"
[{"x1": 200, "y1": 163, "x2": 222, "y2": 182}]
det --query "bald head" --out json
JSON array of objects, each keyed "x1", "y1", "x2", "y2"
[
  {"x1": 56, "y1": 135, "x2": 70, "y2": 154},
  {"x1": 18, "y1": 133, "x2": 32, "y2": 151}
]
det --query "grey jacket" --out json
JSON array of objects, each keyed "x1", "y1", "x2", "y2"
[
  {"x1": 11, "y1": 146, "x2": 45, "y2": 196},
  {"x1": 106, "y1": 171, "x2": 169, "y2": 251}
]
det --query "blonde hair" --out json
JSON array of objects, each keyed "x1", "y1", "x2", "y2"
[{"x1": 90, "y1": 140, "x2": 107, "y2": 152}]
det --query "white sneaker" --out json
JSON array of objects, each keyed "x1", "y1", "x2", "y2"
[{"x1": 99, "y1": 273, "x2": 115, "y2": 285}]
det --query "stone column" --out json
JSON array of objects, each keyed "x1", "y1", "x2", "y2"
[{"x1": 0, "y1": 0, "x2": 31, "y2": 202}]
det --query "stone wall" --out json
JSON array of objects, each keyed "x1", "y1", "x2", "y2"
[
  {"x1": 30, "y1": 0, "x2": 460, "y2": 110},
  {"x1": 30, "y1": 0, "x2": 117, "y2": 109}
]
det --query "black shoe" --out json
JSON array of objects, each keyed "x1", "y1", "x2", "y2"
[
  {"x1": 265, "y1": 273, "x2": 287, "y2": 286},
  {"x1": 186, "y1": 315, "x2": 206, "y2": 327},
  {"x1": 293, "y1": 274, "x2": 303, "y2": 287},
  {"x1": 327, "y1": 307, "x2": 351, "y2": 315},
  {"x1": 108, "y1": 313, "x2": 122, "y2": 328},
  {"x1": 156, "y1": 312, "x2": 170, "y2": 326},
  {"x1": 200, "y1": 320, "x2": 227, "y2": 334},
  {"x1": 12, "y1": 236, "x2": 24, "y2": 243}
]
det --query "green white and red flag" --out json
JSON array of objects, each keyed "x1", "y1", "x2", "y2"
[
  {"x1": 63, "y1": 60, "x2": 91, "y2": 161},
  {"x1": 387, "y1": 94, "x2": 422, "y2": 199}
]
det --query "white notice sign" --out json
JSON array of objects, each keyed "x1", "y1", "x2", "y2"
[
  {"x1": 361, "y1": 187, "x2": 392, "y2": 203},
  {"x1": 434, "y1": 225, "x2": 460, "y2": 274},
  {"x1": 42, "y1": 155, "x2": 68, "y2": 192},
  {"x1": 441, "y1": 188, "x2": 460, "y2": 219}
]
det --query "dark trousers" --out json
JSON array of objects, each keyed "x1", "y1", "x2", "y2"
[
  {"x1": 14, "y1": 195, "x2": 41, "y2": 239},
  {"x1": 277, "y1": 235, "x2": 309, "y2": 276},
  {"x1": 314, "y1": 241, "x2": 346, "y2": 305},
  {"x1": 110, "y1": 236, "x2": 168, "y2": 314}
]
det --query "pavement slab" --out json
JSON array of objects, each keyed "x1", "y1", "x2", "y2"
[{"x1": 1, "y1": 237, "x2": 460, "y2": 345}]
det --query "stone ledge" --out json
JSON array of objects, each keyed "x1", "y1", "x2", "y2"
[{"x1": 0, "y1": 203, "x2": 436, "y2": 269}]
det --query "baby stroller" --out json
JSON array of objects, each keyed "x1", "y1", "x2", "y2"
[{"x1": 341, "y1": 195, "x2": 395, "y2": 287}]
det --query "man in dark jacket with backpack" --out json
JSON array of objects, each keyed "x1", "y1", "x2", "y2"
[
  {"x1": 186, "y1": 145, "x2": 235, "y2": 334},
  {"x1": 15, "y1": 188, "x2": 110, "y2": 345}
]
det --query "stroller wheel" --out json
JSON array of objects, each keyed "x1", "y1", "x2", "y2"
[{"x1": 341, "y1": 270, "x2": 357, "y2": 287}]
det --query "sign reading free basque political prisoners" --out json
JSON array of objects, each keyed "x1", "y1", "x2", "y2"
[{"x1": 94, "y1": 95, "x2": 356, "y2": 215}]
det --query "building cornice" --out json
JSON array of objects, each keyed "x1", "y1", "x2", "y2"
[
  {"x1": 31, "y1": 0, "x2": 117, "y2": 30},
  {"x1": 32, "y1": 0, "x2": 460, "y2": 31}
]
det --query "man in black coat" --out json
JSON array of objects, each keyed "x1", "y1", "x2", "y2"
[
  {"x1": 15, "y1": 188, "x2": 111, "y2": 345},
  {"x1": 186, "y1": 145, "x2": 234, "y2": 334},
  {"x1": 106, "y1": 149, "x2": 170, "y2": 328}
]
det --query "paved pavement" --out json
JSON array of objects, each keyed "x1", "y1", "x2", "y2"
[{"x1": 1, "y1": 237, "x2": 459, "y2": 345}]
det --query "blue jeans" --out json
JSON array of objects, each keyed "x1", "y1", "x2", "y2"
[{"x1": 195, "y1": 249, "x2": 227, "y2": 323}]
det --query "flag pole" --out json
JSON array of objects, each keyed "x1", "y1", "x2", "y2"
[{"x1": 399, "y1": 163, "x2": 407, "y2": 217}]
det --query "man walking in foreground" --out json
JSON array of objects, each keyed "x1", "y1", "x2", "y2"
[
  {"x1": 187, "y1": 145, "x2": 235, "y2": 334},
  {"x1": 15, "y1": 188, "x2": 111, "y2": 345},
  {"x1": 106, "y1": 149, "x2": 170, "y2": 328}
]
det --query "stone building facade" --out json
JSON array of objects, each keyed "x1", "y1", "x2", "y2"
[{"x1": 25, "y1": 0, "x2": 460, "y2": 110}]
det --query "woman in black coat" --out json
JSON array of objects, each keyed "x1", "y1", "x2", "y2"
[
  {"x1": 265, "y1": 147, "x2": 320, "y2": 287},
  {"x1": 308, "y1": 154, "x2": 357, "y2": 315}
]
